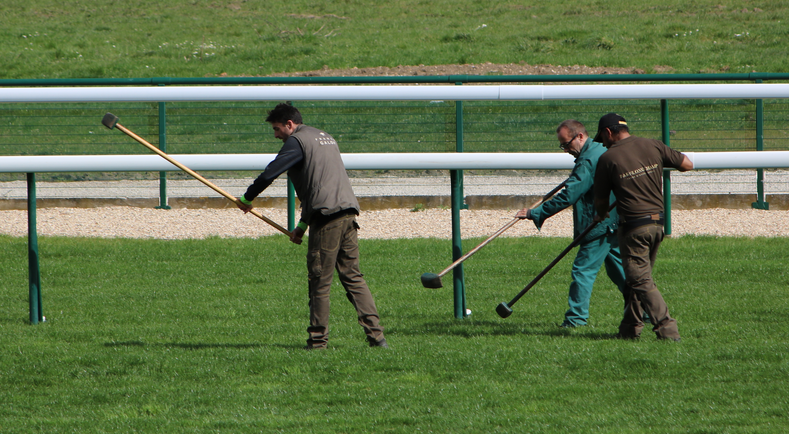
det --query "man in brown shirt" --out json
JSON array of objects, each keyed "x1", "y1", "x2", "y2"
[{"x1": 593, "y1": 113, "x2": 694, "y2": 341}]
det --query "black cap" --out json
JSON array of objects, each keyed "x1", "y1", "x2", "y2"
[{"x1": 593, "y1": 113, "x2": 627, "y2": 142}]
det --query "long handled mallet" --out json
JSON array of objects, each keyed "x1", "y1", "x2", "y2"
[
  {"x1": 101, "y1": 112, "x2": 291, "y2": 237},
  {"x1": 420, "y1": 179, "x2": 569, "y2": 289},
  {"x1": 495, "y1": 202, "x2": 617, "y2": 318}
]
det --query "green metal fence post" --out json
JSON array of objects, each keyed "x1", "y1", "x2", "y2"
[
  {"x1": 450, "y1": 170, "x2": 467, "y2": 319},
  {"x1": 455, "y1": 98, "x2": 468, "y2": 211},
  {"x1": 450, "y1": 88, "x2": 467, "y2": 319},
  {"x1": 661, "y1": 99, "x2": 672, "y2": 235},
  {"x1": 287, "y1": 176, "x2": 296, "y2": 231},
  {"x1": 285, "y1": 101, "x2": 298, "y2": 230},
  {"x1": 156, "y1": 95, "x2": 171, "y2": 210},
  {"x1": 752, "y1": 79, "x2": 769, "y2": 210},
  {"x1": 27, "y1": 173, "x2": 43, "y2": 325}
]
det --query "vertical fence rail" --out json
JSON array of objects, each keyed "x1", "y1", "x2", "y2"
[
  {"x1": 287, "y1": 177, "x2": 296, "y2": 232},
  {"x1": 661, "y1": 99, "x2": 672, "y2": 235},
  {"x1": 450, "y1": 169, "x2": 466, "y2": 319},
  {"x1": 157, "y1": 99, "x2": 171, "y2": 209},
  {"x1": 451, "y1": 96, "x2": 467, "y2": 319},
  {"x1": 26, "y1": 173, "x2": 43, "y2": 325},
  {"x1": 753, "y1": 79, "x2": 769, "y2": 209}
]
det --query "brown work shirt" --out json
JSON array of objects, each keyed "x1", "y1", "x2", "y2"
[{"x1": 594, "y1": 135, "x2": 686, "y2": 220}]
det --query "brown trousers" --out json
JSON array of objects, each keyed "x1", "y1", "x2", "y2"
[
  {"x1": 305, "y1": 213, "x2": 384, "y2": 347},
  {"x1": 618, "y1": 223, "x2": 680, "y2": 340}
]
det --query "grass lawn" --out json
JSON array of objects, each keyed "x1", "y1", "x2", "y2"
[
  {"x1": 1, "y1": 234, "x2": 787, "y2": 432},
  {"x1": 2, "y1": 0, "x2": 789, "y2": 79}
]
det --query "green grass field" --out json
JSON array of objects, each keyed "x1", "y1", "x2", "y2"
[
  {"x1": 2, "y1": 0, "x2": 788, "y2": 79},
  {"x1": 1, "y1": 234, "x2": 787, "y2": 432},
  {"x1": 2, "y1": 3, "x2": 789, "y2": 431}
]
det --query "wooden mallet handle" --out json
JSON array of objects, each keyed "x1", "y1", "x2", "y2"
[
  {"x1": 435, "y1": 178, "x2": 570, "y2": 278},
  {"x1": 102, "y1": 113, "x2": 291, "y2": 237}
]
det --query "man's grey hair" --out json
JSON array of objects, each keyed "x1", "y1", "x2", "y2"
[{"x1": 556, "y1": 119, "x2": 587, "y2": 137}]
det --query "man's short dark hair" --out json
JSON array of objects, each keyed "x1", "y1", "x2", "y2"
[
  {"x1": 608, "y1": 124, "x2": 629, "y2": 135},
  {"x1": 265, "y1": 103, "x2": 303, "y2": 125}
]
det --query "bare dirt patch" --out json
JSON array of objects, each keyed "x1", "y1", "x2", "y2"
[{"x1": 266, "y1": 62, "x2": 645, "y2": 78}]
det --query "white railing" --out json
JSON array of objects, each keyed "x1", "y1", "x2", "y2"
[
  {"x1": 2, "y1": 151, "x2": 789, "y2": 173},
  {"x1": 2, "y1": 83, "x2": 789, "y2": 102}
]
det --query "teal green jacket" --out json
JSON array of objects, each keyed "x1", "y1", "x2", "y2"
[{"x1": 530, "y1": 138, "x2": 618, "y2": 243}]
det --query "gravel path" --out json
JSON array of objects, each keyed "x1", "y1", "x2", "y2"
[
  {"x1": 1, "y1": 207, "x2": 787, "y2": 240},
  {"x1": 2, "y1": 170, "x2": 789, "y2": 199}
]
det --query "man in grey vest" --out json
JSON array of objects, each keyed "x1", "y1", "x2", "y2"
[{"x1": 237, "y1": 103, "x2": 387, "y2": 350}]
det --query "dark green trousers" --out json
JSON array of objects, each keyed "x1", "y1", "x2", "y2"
[
  {"x1": 563, "y1": 234, "x2": 627, "y2": 326},
  {"x1": 306, "y1": 213, "x2": 385, "y2": 348}
]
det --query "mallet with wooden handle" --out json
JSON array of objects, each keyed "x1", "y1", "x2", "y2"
[
  {"x1": 495, "y1": 202, "x2": 617, "y2": 318},
  {"x1": 101, "y1": 112, "x2": 291, "y2": 237},
  {"x1": 420, "y1": 179, "x2": 569, "y2": 289}
]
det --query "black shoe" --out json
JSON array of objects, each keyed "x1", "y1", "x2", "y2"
[
  {"x1": 560, "y1": 320, "x2": 586, "y2": 328},
  {"x1": 303, "y1": 344, "x2": 326, "y2": 350},
  {"x1": 369, "y1": 338, "x2": 389, "y2": 348}
]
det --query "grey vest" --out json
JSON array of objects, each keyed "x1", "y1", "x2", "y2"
[{"x1": 288, "y1": 125, "x2": 359, "y2": 224}]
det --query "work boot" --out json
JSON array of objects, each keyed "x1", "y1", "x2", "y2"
[
  {"x1": 304, "y1": 337, "x2": 327, "y2": 350},
  {"x1": 368, "y1": 337, "x2": 389, "y2": 348},
  {"x1": 617, "y1": 321, "x2": 643, "y2": 339},
  {"x1": 653, "y1": 318, "x2": 680, "y2": 341},
  {"x1": 560, "y1": 319, "x2": 586, "y2": 328}
]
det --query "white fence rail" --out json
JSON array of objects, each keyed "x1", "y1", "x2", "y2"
[
  {"x1": 2, "y1": 84, "x2": 789, "y2": 103},
  {"x1": 1, "y1": 151, "x2": 789, "y2": 173}
]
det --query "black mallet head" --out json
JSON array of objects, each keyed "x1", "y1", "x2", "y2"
[
  {"x1": 102, "y1": 112, "x2": 119, "y2": 130},
  {"x1": 496, "y1": 302, "x2": 513, "y2": 318},
  {"x1": 420, "y1": 272, "x2": 443, "y2": 289}
]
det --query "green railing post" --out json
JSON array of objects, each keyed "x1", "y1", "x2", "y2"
[
  {"x1": 752, "y1": 79, "x2": 769, "y2": 210},
  {"x1": 156, "y1": 96, "x2": 171, "y2": 210},
  {"x1": 27, "y1": 173, "x2": 43, "y2": 325},
  {"x1": 661, "y1": 99, "x2": 672, "y2": 235},
  {"x1": 285, "y1": 101, "x2": 298, "y2": 231},
  {"x1": 450, "y1": 169, "x2": 467, "y2": 319},
  {"x1": 450, "y1": 91, "x2": 467, "y2": 319},
  {"x1": 287, "y1": 176, "x2": 296, "y2": 231},
  {"x1": 455, "y1": 98, "x2": 468, "y2": 211}
]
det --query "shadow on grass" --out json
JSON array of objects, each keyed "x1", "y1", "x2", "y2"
[
  {"x1": 389, "y1": 320, "x2": 619, "y2": 340},
  {"x1": 103, "y1": 341, "x2": 289, "y2": 350},
  {"x1": 1, "y1": 317, "x2": 38, "y2": 326}
]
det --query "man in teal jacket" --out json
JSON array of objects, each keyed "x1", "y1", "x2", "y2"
[{"x1": 516, "y1": 119, "x2": 644, "y2": 327}]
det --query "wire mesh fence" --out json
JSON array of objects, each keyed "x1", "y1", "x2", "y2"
[{"x1": 1, "y1": 94, "x2": 788, "y2": 192}]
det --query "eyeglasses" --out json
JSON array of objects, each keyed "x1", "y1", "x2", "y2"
[{"x1": 559, "y1": 134, "x2": 578, "y2": 150}]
